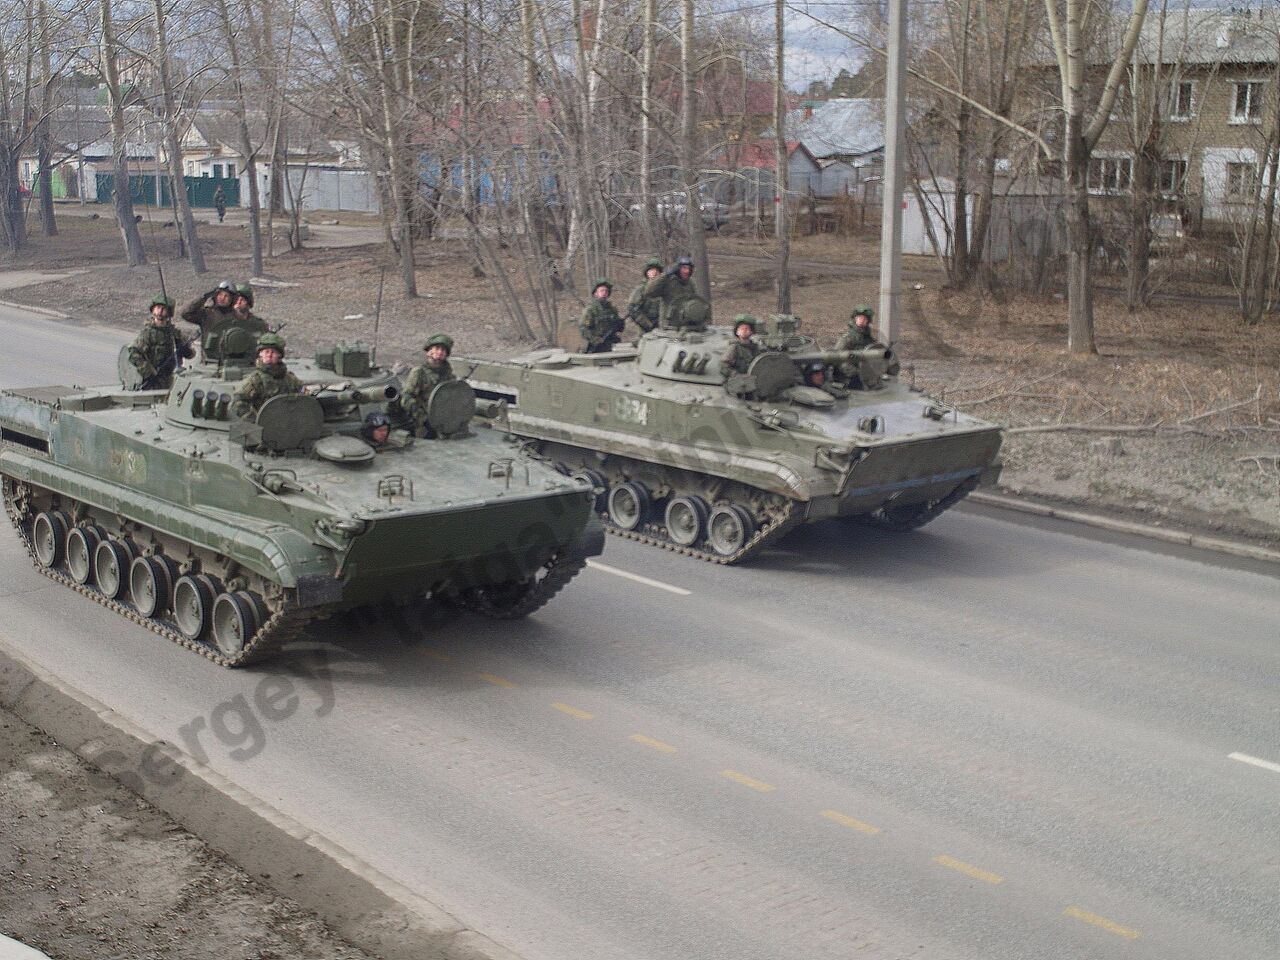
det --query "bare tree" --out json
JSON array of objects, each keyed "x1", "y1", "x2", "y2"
[
  {"x1": 35, "y1": 0, "x2": 56, "y2": 236},
  {"x1": 215, "y1": 0, "x2": 264, "y2": 278},
  {"x1": 679, "y1": 0, "x2": 710, "y2": 297},
  {"x1": 773, "y1": 0, "x2": 790, "y2": 311},
  {"x1": 152, "y1": 0, "x2": 206, "y2": 274}
]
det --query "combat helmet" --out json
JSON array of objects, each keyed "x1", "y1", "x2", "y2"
[
  {"x1": 362, "y1": 410, "x2": 391, "y2": 442},
  {"x1": 423, "y1": 333, "x2": 454, "y2": 355},
  {"x1": 591, "y1": 277, "x2": 613, "y2": 294},
  {"x1": 732, "y1": 313, "x2": 758, "y2": 332},
  {"x1": 675, "y1": 255, "x2": 694, "y2": 270},
  {"x1": 256, "y1": 332, "x2": 286, "y2": 355},
  {"x1": 642, "y1": 257, "x2": 664, "y2": 274},
  {"x1": 234, "y1": 282, "x2": 255, "y2": 308},
  {"x1": 851, "y1": 304, "x2": 874, "y2": 323},
  {"x1": 149, "y1": 294, "x2": 175, "y2": 317}
]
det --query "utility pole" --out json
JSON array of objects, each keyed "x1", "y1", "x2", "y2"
[{"x1": 878, "y1": 0, "x2": 907, "y2": 343}]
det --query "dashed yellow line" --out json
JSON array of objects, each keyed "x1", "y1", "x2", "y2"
[
  {"x1": 1064, "y1": 906, "x2": 1140, "y2": 940},
  {"x1": 720, "y1": 769, "x2": 776, "y2": 793},
  {"x1": 478, "y1": 673, "x2": 516, "y2": 688},
  {"x1": 630, "y1": 733, "x2": 678, "y2": 753},
  {"x1": 820, "y1": 809, "x2": 881, "y2": 835},
  {"x1": 932, "y1": 854, "x2": 1004, "y2": 885},
  {"x1": 551, "y1": 702, "x2": 593, "y2": 720}
]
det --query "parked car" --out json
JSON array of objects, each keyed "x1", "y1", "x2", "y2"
[{"x1": 629, "y1": 193, "x2": 729, "y2": 228}]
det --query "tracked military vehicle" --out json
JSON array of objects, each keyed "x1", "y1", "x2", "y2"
[
  {"x1": 0, "y1": 341, "x2": 602, "y2": 666},
  {"x1": 461, "y1": 317, "x2": 1001, "y2": 564}
]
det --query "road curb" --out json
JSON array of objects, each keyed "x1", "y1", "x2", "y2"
[
  {"x1": 0, "y1": 640, "x2": 525, "y2": 960},
  {"x1": 0, "y1": 298, "x2": 72, "y2": 320},
  {"x1": 968, "y1": 490, "x2": 1280, "y2": 565}
]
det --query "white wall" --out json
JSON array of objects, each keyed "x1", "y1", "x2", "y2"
[{"x1": 1202, "y1": 145, "x2": 1258, "y2": 223}]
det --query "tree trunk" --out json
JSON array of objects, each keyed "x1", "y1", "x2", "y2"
[
  {"x1": 773, "y1": 0, "x2": 790, "y2": 311},
  {"x1": 216, "y1": 0, "x2": 263, "y2": 278},
  {"x1": 1064, "y1": 121, "x2": 1096, "y2": 354},
  {"x1": 638, "y1": 0, "x2": 657, "y2": 253},
  {"x1": 100, "y1": 0, "x2": 146, "y2": 267},
  {"x1": 679, "y1": 0, "x2": 710, "y2": 297},
  {"x1": 36, "y1": 1, "x2": 56, "y2": 237},
  {"x1": 153, "y1": 0, "x2": 205, "y2": 274},
  {"x1": 1125, "y1": 146, "x2": 1154, "y2": 311}
]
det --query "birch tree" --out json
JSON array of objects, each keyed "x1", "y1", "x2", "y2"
[
  {"x1": 774, "y1": 0, "x2": 790, "y2": 311},
  {"x1": 100, "y1": 0, "x2": 147, "y2": 266},
  {"x1": 152, "y1": 0, "x2": 206, "y2": 274}
]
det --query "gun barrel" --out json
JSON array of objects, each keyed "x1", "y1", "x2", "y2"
[{"x1": 317, "y1": 384, "x2": 400, "y2": 407}]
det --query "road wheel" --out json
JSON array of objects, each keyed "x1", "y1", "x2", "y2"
[
  {"x1": 707, "y1": 504, "x2": 755, "y2": 557},
  {"x1": 32, "y1": 511, "x2": 69, "y2": 568},
  {"x1": 211, "y1": 590, "x2": 263, "y2": 656},
  {"x1": 66, "y1": 525, "x2": 105, "y2": 585},
  {"x1": 665, "y1": 495, "x2": 710, "y2": 546},
  {"x1": 173, "y1": 574, "x2": 220, "y2": 641},
  {"x1": 608, "y1": 481, "x2": 651, "y2": 531},
  {"x1": 94, "y1": 539, "x2": 138, "y2": 599},
  {"x1": 129, "y1": 555, "x2": 178, "y2": 618}
]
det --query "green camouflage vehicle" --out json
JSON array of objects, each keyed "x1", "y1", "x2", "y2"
[
  {"x1": 0, "y1": 342, "x2": 602, "y2": 666},
  {"x1": 461, "y1": 316, "x2": 1001, "y2": 564}
]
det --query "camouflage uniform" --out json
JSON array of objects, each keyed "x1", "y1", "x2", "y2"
[
  {"x1": 401, "y1": 360, "x2": 455, "y2": 436},
  {"x1": 232, "y1": 361, "x2": 302, "y2": 418},
  {"x1": 644, "y1": 269, "x2": 710, "y2": 330},
  {"x1": 579, "y1": 297, "x2": 623, "y2": 353},
  {"x1": 128, "y1": 321, "x2": 193, "y2": 389},
  {"x1": 180, "y1": 293, "x2": 236, "y2": 333},
  {"x1": 626, "y1": 258, "x2": 665, "y2": 332},
  {"x1": 835, "y1": 324, "x2": 878, "y2": 351},
  {"x1": 720, "y1": 338, "x2": 760, "y2": 377}
]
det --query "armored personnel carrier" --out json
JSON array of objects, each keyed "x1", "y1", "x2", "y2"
[
  {"x1": 0, "y1": 341, "x2": 602, "y2": 666},
  {"x1": 462, "y1": 317, "x2": 1001, "y2": 564}
]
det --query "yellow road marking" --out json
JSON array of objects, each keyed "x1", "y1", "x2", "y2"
[
  {"x1": 1064, "y1": 907, "x2": 1140, "y2": 940},
  {"x1": 820, "y1": 809, "x2": 882, "y2": 835},
  {"x1": 478, "y1": 673, "x2": 516, "y2": 688},
  {"x1": 551, "y1": 702, "x2": 593, "y2": 720},
  {"x1": 720, "y1": 769, "x2": 776, "y2": 793},
  {"x1": 630, "y1": 733, "x2": 678, "y2": 753},
  {"x1": 932, "y1": 854, "x2": 1004, "y2": 885}
]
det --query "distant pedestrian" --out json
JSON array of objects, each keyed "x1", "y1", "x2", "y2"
[{"x1": 213, "y1": 184, "x2": 226, "y2": 223}]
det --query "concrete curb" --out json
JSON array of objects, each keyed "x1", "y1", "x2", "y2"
[
  {"x1": 0, "y1": 640, "x2": 524, "y2": 960},
  {"x1": 968, "y1": 490, "x2": 1280, "y2": 565},
  {"x1": 0, "y1": 298, "x2": 72, "y2": 320}
]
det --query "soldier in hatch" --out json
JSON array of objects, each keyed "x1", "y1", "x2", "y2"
[
  {"x1": 579, "y1": 278, "x2": 624, "y2": 353},
  {"x1": 400, "y1": 333, "x2": 456, "y2": 437},
  {"x1": 232, "y1": 333, "x2": 302, "y2": 418},
  {"x1": 229, "y1": 282, "x2": 265, "y2": 327},
  {"x1": 720, "y1": 314, "x2": 760, "y2": 376},
  {"x1": 129, "y1": 295, "x2": 194, "y2": 390},
  {"x1": 644, "y1": 255, "x2": 710, "y2": 330},
  {"x1": 625, "y1": 258, "x2": 664, "y2": 333},
  {"x1": 361, "y1": 411, "x2": 412, "y2": 451},
  {"x1": 181, "y1": 279, "x2": 237, "y2": 332},
  {"x1": 835, "y1": 305, "x2": 881, "y2": 350}
]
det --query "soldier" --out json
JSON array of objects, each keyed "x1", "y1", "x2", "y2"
[
  {"x1": 644, "y1": 254, "x2": 710, "y2": 330},
  {"x1": 180, "y1": 280, "x2": 237, "y2": 332},
  {"x1": 129, "y1": 295, "x2": 194, "y2": 390},
  {"x1": 579, "y1": 278, "x2": 624, "y2": 353},
  {"x1": 625, "y1": 258, "x2": 664, "y2": 333},
  {"x1": 213, "y1": 184, "x2": 227, "y2": 223},
  {"x1": 232, "y1": 333, "x2": 302, "y2": 418},
  {"x1": 361, "y1": 410, "x2": 412, "y2": 451},
  {"x1": 401, "y1": 333, "x2": 456, "y2": 437},
  {"x1": 230, "y1": 282, "x2": 262, "y2": 325},
  {"x1": 835, "y1": 305, "x2": 879, "y2": 351},
  {"x1": 720, "y1": 314, "x2": 760, "y2": 376}
]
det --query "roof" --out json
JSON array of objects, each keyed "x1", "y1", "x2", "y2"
[
  {"x1": 731, "y1": 139, "x2": 820, "y2": 170},
  {"x1": 769, "y1": 98, "x2": 885, "y2": 160},
  {"x1": 1030, "y1": 7, "x2": 1280, "y2": 67}
]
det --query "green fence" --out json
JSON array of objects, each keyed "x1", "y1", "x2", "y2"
[{"x1": 95, "y1": 174, "x2": 240, "y2": 208}]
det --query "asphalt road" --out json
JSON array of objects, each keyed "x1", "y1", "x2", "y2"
[{"x1": 1, "y1": 301, "x2": 1277, "y2": 959}]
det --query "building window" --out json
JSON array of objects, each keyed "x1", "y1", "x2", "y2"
[
  {"x1": 21, "y1": 161, "x2": 31, "y2": 182},
  {"x1": 1159, "y1": 159, "x2": 1187, "y2": 195},
  {"x1": 213, "y1": 162, "x2": 224, "y2": 178},
  {"x1": 1232, "y1": 82, "x2": 1264, "y2": 123},
  {"x1": 1166, "y1": 81, "x2": 1194, "y2": 119},
  {"x1": 186, "y1": 161, "x2": 193, "y2": 175},
  {"x1": 1089, "y1": 155, "x2": 1132, "y2": 194},
  {"x1": 1226, "y1": 161, "x2": 1256, "y2": 199}
]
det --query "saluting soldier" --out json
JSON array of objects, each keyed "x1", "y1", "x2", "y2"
[
  {"x1": 232, "y1": 333, "x2": 302, "y2": 418},
  {"x1": 625, "y1": 258, "x2": 664, "y2": 333},
  {"x1": 579, "y1": 278, "x2": 624, "y2": 353},
  {"x1": 720, "y1": 314, "x2": 760, "y2": 376},
  {"x1": 644, "y1": 255, "x2": 710, "y2": 330},
  {"x1": 180, "y1": 279, "x2": 237, "y2": 332},
  {"x1": 401, "y1": 333, "x2": 456, "y2": 437},
  {"x1": 129, "y1": 295, "x2": 194, "y2": 390},
  {"x1": 229, "y1": 282, "x2": 265, "y2": 328}
]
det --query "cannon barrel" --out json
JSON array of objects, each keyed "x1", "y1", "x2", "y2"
[
  {"x1": 789, "y1": 346, "x2": 893, "y2": 367},
  {"x1": 316, "y1": 384, "x2": 400, "y2": 407}
]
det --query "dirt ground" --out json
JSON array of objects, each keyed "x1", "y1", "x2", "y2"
[
  {"x1": 0, "y1": 706, "x2": 373, "y2": 960},
  {"x1": 3, "y1": 211, "x2": 1277, "y2": 546}
]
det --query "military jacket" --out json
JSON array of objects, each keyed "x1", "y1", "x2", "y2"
[
  {"x1": 626, "y1": 283, "x2": 661, "y2": 332},
  {"x1": 644, "y1": 272, "x2": 710, "y2": 329},
  {"x1": 579, "y1": 298, "x2": 623, "y2": 350},
  {"x1": 128, "y1": 322, "x2": 193, "y2": 388},
  {"x1": 232, "y1": 362, "x2": 302, "y2": 418},
  {"x1": 720, "y1": 339, "x2": 760, "y2": 377},
  {"x1": 835, "y1": 326, "x2": 878, "y2": 351},
  {"x1": 180, "y1": 297, "x2": 236, "y2": 332},
  {"x1": 402, "y1": 360, "x2": 456, "y2": 433}
]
